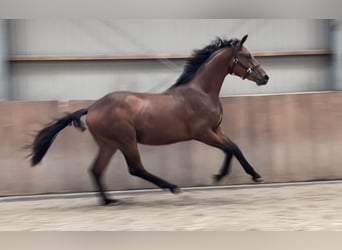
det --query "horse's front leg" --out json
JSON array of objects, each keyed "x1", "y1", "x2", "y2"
[
  {"x1": 196, "y1": 127, "x2": 263, "y2": 183},
  {"x1": 213, "y1": 149, "x2": 233, "y2": 183}
]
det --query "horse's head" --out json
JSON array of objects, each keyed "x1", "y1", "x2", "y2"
[{"x1": 229, "y1": 35, "x2": 269, "y2": 86}]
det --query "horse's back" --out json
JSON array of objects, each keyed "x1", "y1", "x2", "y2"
[{"x1": 85, "y1": 90, "x2": 191, "y2": 145}]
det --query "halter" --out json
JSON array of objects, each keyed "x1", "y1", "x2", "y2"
[{"x1": 229, "y1": 45, "x2": 260, "y2": 80}]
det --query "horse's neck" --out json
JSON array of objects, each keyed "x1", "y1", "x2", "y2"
[{"x1": 190, "y1": 49, "x2": 231, "y2": 99}]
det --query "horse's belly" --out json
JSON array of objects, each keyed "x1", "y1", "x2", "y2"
[{"x1": 136, "y1": 124, "x2": 190, "y2": 145}]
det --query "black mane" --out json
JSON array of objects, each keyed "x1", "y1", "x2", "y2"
[{"x1": 171, "y1": 37, "x2": 238, "y2": 87}]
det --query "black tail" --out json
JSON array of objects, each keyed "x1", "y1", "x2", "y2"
[{"x1": 29, "y1": 108, "x2": 88, "y2": 166}]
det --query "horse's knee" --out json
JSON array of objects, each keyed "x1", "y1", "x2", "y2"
[{"x1": 128, "y1": 167, "x2": 143, "y2": 177}]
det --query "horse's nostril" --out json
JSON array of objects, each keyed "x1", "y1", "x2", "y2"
[{"x1": 264, "y1": 75, "x2": 269, "y2": 81}]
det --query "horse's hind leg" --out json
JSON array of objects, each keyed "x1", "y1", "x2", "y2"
[
  {"x1": 89, "y1": 145, "x2": 118, "y2": 205},
  {"x1": 120, "y1": 138, "x2": 181, "y2": 194}
]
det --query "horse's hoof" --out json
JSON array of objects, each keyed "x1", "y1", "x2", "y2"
[
  {"x1": 213, "y1": 174, "x2": 223, "y2": 183},
  {"x1": 252, "y1": 177, "x2": 264, "y2": 183},
  {"x1": 170, "y1": 187, "x2": 182, "y2": 194},
  {"x1": 102, "y1": 198, "x2": 121, "y2": 206}
]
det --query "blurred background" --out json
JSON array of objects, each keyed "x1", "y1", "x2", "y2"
[{"x1": 0, "y1": 19, "x2": 342, "y2": 196}]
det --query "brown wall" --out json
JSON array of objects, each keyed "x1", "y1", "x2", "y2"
[{"x1": 1, "y1": 92, "x2": 342, "y2": 196}]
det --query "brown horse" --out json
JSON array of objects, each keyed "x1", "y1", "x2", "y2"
[{"x1": 29, "y1": 35, "x2": 269, "y2": 205}]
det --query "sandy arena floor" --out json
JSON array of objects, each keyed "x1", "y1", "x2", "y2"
[{"x1": 1, "y1": 182, "x2": 342, "y2": 231}]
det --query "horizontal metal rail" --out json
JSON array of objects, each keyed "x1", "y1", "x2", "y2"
[{"x1": 8, "y1": 49, "x2": 333, "y2": 62}]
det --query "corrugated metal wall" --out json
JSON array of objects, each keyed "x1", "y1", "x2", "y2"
[
  {"x1": 0, "y1": 20, "x2": 9, "y2": 100},
  {"x1": 9, "y1": 20, "x2": 329, "y2": 54},
  {"x1": 332, "y1": 20, "x2": 342, "y2": 90},
  {"x1": 7, "y1": 19, "x2": 332, "y2": 100}
]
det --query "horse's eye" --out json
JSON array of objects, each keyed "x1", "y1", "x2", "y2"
[{"x1": 246, "y1": 54, "x2": 252, "y2": 59}]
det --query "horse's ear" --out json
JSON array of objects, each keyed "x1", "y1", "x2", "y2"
[{"x1": 239, "y1": 34, "x2": 248, "y2": 50}]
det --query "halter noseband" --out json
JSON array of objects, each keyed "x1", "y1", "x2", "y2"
[{"x1": 229, "y1": 45, "x2": 260, "y2": 80}]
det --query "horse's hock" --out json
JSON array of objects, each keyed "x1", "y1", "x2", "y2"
[{"x1": 1, "y1": 92, "x2": 342, "y2": 196}]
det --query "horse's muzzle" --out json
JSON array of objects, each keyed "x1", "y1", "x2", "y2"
[{"x1": 257, "y1": 75, "x2": 269, "y2": 86}]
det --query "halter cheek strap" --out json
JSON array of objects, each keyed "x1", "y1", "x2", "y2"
[{"x1": 229, "y1": 47, "x2": 260, "y2": 80}]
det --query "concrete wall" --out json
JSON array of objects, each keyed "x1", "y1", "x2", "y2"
[
  {"x1": 7, "y1": 19, "x2": 332, "y2": 100},
  {"x1": 1, "y1": 92, "x2": 342, "y2": 196}
]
